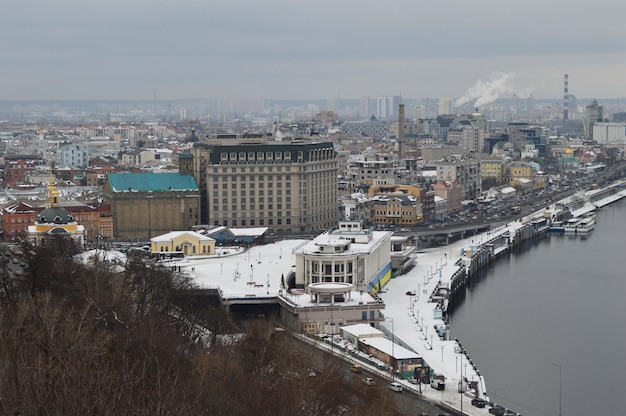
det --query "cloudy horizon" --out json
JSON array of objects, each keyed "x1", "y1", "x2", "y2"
[{"x1": 3, "y1": 0, "x2": 626, "y2": 102}]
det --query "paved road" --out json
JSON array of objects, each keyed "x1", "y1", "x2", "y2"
[{"x1": 302, "y1": 336, "x2": 443, "y2": 415}]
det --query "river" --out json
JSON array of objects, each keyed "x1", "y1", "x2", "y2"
[{"x1": 449, "y1": 198, "x2": 626, "y2": 416}]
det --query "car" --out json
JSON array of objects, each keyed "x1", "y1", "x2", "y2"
[
  {"x1": 388, "y1": 382, "x2": 403, "y2": 392},
  {"x1": 350, "y1": 364, "x2": 363, "y2": 373},
  {"x1": 471, "y1": 397, "x2": 486, "y2": 408},
  {"x1": 405, "y1": 291, "x2": 416, "y2": 296},
  {"x1": 362, "y1": 377, "x2": 375, "y2": 386},
  {"x1": 407, "y1": 377, "x2": 418, "y2": 384},
  {"x1": 308, "y1": 369, "x2": 317, "y2": 377},
  {"x1": 489, "y1": 404, "x2": 505, "y2": 416}
]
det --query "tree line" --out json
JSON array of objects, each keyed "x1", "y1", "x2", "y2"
[{"x1": 0, "y1": 237, "x2": 396, "y2": 416}]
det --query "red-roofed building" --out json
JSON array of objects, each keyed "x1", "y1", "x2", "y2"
[
  {"x1": 1, "y1": 201, "x2": 113, "y2": 242},
  {"x1": 1, "y1": 202, "x2": 42, "y2": 240}
]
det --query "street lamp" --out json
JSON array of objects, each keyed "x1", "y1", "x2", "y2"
[
  {"x1": 551, "y1": 363, "x2": 562, "y2": 416},
  {"x1": 460, "y1": 353, "x2": 464, "y2": 414},
  {"x1": 387, "y1": 317, "x2": 395, "y2": 381}
]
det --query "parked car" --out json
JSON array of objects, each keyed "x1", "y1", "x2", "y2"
[
  {"x1": 405, "y1": 291, "x2": 416, "y2": 296},
  {"x1": 489, "y1": 404, "x2": 505, "y2": 416},
  {"x1": 388, "y1": 382, "x2": 403, "y2": 392},
  {"x1": 471, "y1": 397, "x2": 486, "y2": 408},
  {"x1": 407, "y1": 377, "x2": 418, "y2": 384},
  {"x1": 362, "y1": 377, "x2": 375, "y2": 386}
]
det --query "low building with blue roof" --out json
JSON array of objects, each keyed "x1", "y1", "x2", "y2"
[{"x1": 103, "y1": 172, "x2": 201, "y2": 240}]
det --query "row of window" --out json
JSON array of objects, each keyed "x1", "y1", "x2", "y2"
[
  {"x1": 214, "y1": 182, "x2": 291, "y2": 189},
  {"x1": 157, "y1": 245, "x2": 212, "y2": 254},
  {"x1": 212, "y1": 219, "x2": 292, "y2": 227},
  {"x1": 215, "y1": 203, "x2": 291, "y2": 211},
  {"x1": 310, "y1": 262, "x2": 355, "y2": 273},
  {"x1": 212, "y1": 162, "x2": 337, "y2": 172}
]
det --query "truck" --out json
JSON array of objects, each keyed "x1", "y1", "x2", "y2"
[{"x1": 430, "y1": 372, "x2": 446, "y2": 390}]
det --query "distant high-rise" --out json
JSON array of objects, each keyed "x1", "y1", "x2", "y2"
[
  {"x1": 360, "y1": 96, "x2": 371, "y2": 118},
  {"x1": 438, "y1": 97, "x2": 454, "y2": 115},
  {"x1": 586, "y1": 100, "x2": 604, "y2": 139},
  {"x1": 376, "y1": 96, "x2": 401, "y2": 120},
  {"x1": 398, "y1": 104, "x2": 405, "y2": 159},
  {"x1": 563, "y1": 74, "x2": 569, "y2": 120}
]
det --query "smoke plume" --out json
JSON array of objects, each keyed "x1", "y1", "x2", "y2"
[{"x1": 455, "y1": 72, "x2": 515, "y2": 108}]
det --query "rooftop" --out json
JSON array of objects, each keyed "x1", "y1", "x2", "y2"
[{"x1": 107, "y1": 172, "x2": 198, "y2": 193}]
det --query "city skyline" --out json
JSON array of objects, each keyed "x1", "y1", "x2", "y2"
[{"x1": 3, "y1": 1, "x2": 626, "y2": 102}]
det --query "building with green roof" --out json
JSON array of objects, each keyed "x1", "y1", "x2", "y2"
[{"x1": 103, "y1": 172, "x2": 200, "y2": 240}]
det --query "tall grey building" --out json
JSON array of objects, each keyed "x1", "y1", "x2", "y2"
[
  {"x1": 187, "y1": 141, "x2": 338, "y2": 235},
  {"x1": 360, "y1": 96, "x2": 371, "y2": 118},
  {"x1": 376, "y1": 96, "x2": 402, "y2": 120}
]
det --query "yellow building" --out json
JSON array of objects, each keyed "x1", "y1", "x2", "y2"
[
  {"x1": 505, "y1": 161, "x2": 536, "y2": 186},
  {"x1": 28, "y1": 182, "x2": 85, "y2": 246},
  {"x1": 150, "y1": 231, "x2": 215, "y2": 257},
  {"x1": 368, "y1": 184, "x2": 424, "y2": 226},
  {"x1": 480, "y1": 160, "x2": 504, "y2": 185}
]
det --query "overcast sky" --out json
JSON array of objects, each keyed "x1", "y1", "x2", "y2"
[{"x1": 3, "y1": 0, "x2": 626, "y2": 102}]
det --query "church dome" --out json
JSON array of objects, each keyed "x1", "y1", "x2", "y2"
[{"x1": 37, "y1": 206, "x2": 75, "y2": 225}]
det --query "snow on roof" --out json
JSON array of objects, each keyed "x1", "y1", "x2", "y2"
[
  {"x1": 183, "y1": 239, "x2": 308, "y2": 299},
  {"x1": 500, "y1": 186, "x2": 516, "y2": 194},
  {"x1": 151, "y1": 230, "x2": 214, "y2": 242},
  {"x1": 296, "y1": 230, "x2": 391, "y2": 256},
  {"x1": 229, "y1": 227, "x2": 268, "y2": 237},
  {"x1": 341, "y1": 323, "x2": 385, "y2": 338},
  {"x1": 360, "y1": 336, "x2": 420, "y2": 360}
]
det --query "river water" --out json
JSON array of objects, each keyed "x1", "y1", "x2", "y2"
[{"x1": 449, "y1": 198, "x2": 626, "y2": 416}]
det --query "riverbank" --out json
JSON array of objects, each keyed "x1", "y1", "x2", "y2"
[{"x1": 378, "y1": 182, "x2": 626, "y2": 415}]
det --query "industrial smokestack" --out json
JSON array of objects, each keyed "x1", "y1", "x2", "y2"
[
  {"x1": 563, "y1": 74, "x2": 569, "y2": 120},
  {"x1": 398, "y1": 104, "x2": 405, "y2": 159}
]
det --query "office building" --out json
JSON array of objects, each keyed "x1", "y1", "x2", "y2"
[{"x1": 187, "y1": 141, "x2": 338, "y2": 235}]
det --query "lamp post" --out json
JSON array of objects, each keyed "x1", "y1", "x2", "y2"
[
  {"x1": 460, "y1": 352, "x2": 463, "y2": 414},
  {"x1": 551, "y1": 363, "x2": 562, "y2": 416},
  {"x1": 387, "y1": 317, "x2": 395, "y2": 381}
]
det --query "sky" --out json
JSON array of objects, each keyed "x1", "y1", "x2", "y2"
[{"x1": 3, "y1": 0, "x2": 626, "y2": 102}]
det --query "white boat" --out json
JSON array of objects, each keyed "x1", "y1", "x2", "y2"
[
  {"x1": 576, "y1": 213, "x2": 596, "y2": 233},
  {"x1": 563, "y1": 218, "x2": 581, "y2": 234}
]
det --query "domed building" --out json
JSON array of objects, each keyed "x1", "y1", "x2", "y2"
[{"x1": 28, "y1": 181, "x2": 85, "y2": 246}]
